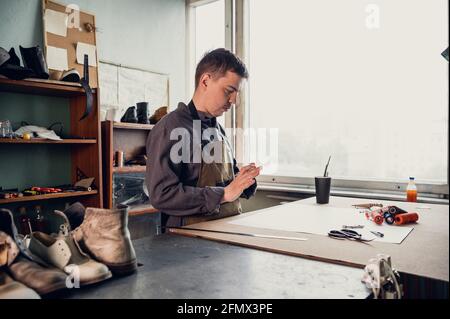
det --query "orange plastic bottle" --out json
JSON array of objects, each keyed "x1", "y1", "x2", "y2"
[{"x1": 406, "y1": 177, "x2": 417, "y2": 202}]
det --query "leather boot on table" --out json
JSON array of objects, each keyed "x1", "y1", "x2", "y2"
[
  {"x1": 0, "y1": 212, "x2": 68, "y2": 296},
  {"x1": 0, "y1": 209, "x2": 36, "y2": 262},
  {"x1": 0, "y1": 231, "x2": 19, "y2": 266},
  {"x1": 27, "y1": 222, "x2": 112, "y2": 286},
  {"x1": 0, "y1": 232, "x2": 40, "y2": 299},
  {"x1": 63, "y1": 202, "x2": 86, "y2": 230},
  {"x1": 0, "y1": 270, "x2": 40, "y2": 299},
  {"x1": 71, "y1": 205, "x2": 137, "y2": 276},
  {"x1": 8, "y1": 255, "x2": 69, "y2": 295}
]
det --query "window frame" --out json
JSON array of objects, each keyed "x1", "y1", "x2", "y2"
[{"x1": 186, "y1": 0, "x2": 235, "y2": 140}]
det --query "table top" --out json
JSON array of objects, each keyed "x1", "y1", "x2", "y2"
[
  {"x1": 170, "y1": 196, "x2": 449, "y2": 282},
  {"x1": 64, "y1": 233, "x2": 370, "y2": 299}
]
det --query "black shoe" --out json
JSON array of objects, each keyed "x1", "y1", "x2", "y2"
[
  {"x1": 121, "y1": 106, "x2": 138, "y2": 123},
  {"x1": 0, "y1": 47, "x2": 34, "y2": 80},
  {"x1": 60, "y1": 68, "x2": 81, "y2": 83},
  {"x1": 136, "y1": 102, "x2": 150, "y2": 124},
  {"x1": 63, "y1": 202, "x2": 86, "y2": 230},
  {"x1": 19, "y1": 45, "x2": 49, "y2": 79},
  {"x1": 7, "y1": 48, "x2": 21, "y2": 66}
]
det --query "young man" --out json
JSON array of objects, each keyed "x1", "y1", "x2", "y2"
[{"x1": 146, "y1": 48, "x2": 261, "y2": 228}]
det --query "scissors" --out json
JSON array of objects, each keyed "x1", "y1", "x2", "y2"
[{"x1": 328, "y1": 229, "x2": 374, "y2": 242}]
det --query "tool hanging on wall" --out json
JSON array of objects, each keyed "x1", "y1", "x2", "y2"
[{"x1": 79, "y1": 54, "x2": 93, "y2": 121}]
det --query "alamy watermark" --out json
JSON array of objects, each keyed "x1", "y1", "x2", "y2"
[
  {"x1": 168, "y1": 120, "x2": 279, "y2": 173},
  {"x1": 65, "y1": 264, "x2": 81, "y2": 289}
]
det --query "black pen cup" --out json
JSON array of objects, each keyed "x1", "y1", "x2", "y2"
[{"x1": 315, "y1": 177, "x2": 331, "y2": 204}]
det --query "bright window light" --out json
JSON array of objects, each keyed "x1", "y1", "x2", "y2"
[{"x1": 245, "y1": 0, "x2": 448, "y2": 184}]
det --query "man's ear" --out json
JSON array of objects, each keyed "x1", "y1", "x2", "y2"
[{"x1": 199, "y1": 73, "x2": 211, "y2": 89}]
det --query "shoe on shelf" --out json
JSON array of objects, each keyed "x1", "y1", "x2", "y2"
[
  {"x1": 120, "y1": 106, "x2": 138, "y2": 123},
  {"x1": 19, "y1": 45, "x2": 49, "y2": 79},
  {"x1": 136, "y1": 102, "x2": 150, "y2": 124},
  {"x1": 149, "y1": 106, "x2": 168, "y2": 124}
]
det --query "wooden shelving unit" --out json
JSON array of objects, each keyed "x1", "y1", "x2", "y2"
[
  {"x1": 0, "y1": 190, "x2": 98, "y2": 204},
  {"x1": 0, "y1": 138, "x2": 97, "y2": 144},
  {"x1": 0, "y1": 78, "x2": 95, "y2": 97},
  {"x1": 101, "y1": 120, "x2": 157, "y2": 215},
  {"x1": 0, "y1": 78, "x2": 103, "y2": 209}
]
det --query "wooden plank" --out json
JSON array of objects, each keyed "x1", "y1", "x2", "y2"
[
  {"x1": 0, "y1": 190, "x2": 98, "y2": 204},
  {"x1": 0, "y1": 138, "x2": 96, "y2": 144},
  {"x1": 70, "y1": 94, "x2": 103, "y2": 208},
  {"x1": 0, "y1": 77, "x2": 91, "y2": 97},
  {"x1": 129, "y1": 204, "x2": 158, "y2": 216},
  {"x1": 169, "y1": 196, "x2": 449, "y2": 282},
  {"x1": 101, "y1": 120, "x2": 113, "y2": 208},
  {"x1": 113, "y1": 166, "x2": 146, "y2": 173},
  {"x1": 113, "y1": 121, "x2": 155, "y2": 130}
]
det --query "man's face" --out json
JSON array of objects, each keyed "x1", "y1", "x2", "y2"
[{"x1": 202, "y1": 71, "x2": 243, "y2": 117}]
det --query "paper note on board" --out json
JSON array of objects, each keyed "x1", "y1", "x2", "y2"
[
  {"x1": 46, "y1": 46, "x2": 68, "y2": 71},
  {"x1": 44, "y1": 9, "x2": 68, "y2": 37},
  {"x1": 76, "y1": 42, "x2": 97, "y2": 67}
]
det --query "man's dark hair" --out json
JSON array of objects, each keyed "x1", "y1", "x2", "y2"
[{"x1": 195, "y1": 48, "x2": 249, "y2": 88}]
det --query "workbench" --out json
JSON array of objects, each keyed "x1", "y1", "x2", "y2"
[
  {"x1": 168, "y1": 196, "x2": 449, "y2": 298},
  {"x1": 61, "y1": 196, "x2": 448, "y2": 299},
  {"x1": 63, "y1": 234, "x2": 370, "y2": 299}
]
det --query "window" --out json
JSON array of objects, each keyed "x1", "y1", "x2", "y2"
[
  {"x1": 194, "y1": 0, "x2": 225, "y2": 66},
  {"x1": 243, "y1": 0, "x2": 448, "y2": 192},
  {"x1": 187, "y1": 0, "x2": 226, "y2": 129}
]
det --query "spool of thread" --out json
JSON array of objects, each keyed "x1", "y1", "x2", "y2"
[
  {"x1": 384, "y1": 213, "x2": 395, "y2": 225},
  {"x1": 365, "y1": 210, "x2": 384, "y2": 225},
  {"x1": 116, "y1": 150, "x2": 124, "y2": 167},
  {"x1": 395, "y1": 212, "x2": 419, "y2": 225}
]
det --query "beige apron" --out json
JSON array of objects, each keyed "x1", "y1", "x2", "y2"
[{"x1": 182, "y1": 124, "x2": 242, "y2": 226}]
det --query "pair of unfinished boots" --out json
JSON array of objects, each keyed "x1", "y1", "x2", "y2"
[{"x1": 0, "y1": 204, "x2": 136, "y2": 298}]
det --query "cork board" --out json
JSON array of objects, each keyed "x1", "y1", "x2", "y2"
[
  {"x1": 42, "y1": 0, "x2": 98, "y2": 88},
  {"x1": 169, "y1": 196, "x2": 449, "y2": 282}
]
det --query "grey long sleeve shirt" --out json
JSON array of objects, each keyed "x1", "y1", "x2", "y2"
[{"x1": 146, "y1": 101, "x2": 257, "y2": 226}]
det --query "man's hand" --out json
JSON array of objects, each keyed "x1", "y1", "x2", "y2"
[{"x1": 221, "y1": 163, "x2": 261, "y2": 203}]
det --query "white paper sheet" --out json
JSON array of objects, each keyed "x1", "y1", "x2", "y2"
[
  {"x1": 229, "y1": 203, "x2": 414, "y2": 244},
  {"x1": 46, "y1": 46, "x2": 68, "y2": 71},
  {"x1": 76, "y1": 42, "x2": 97, "y2": 67},
  {"x1": 98, "y1": 62, "x2": 119, "y2": 108},
  {"x1": 98, "y1": 62, "x2": 169, "y2": 120},
  {"x1": 44, "y1": 9, "x2": 68, "y2": 37}
]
